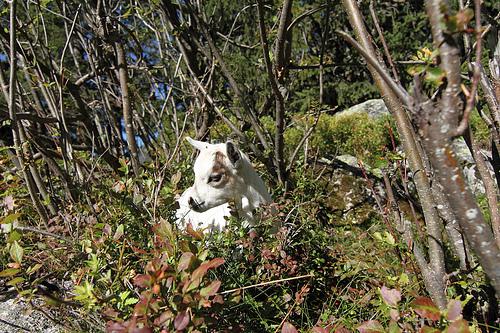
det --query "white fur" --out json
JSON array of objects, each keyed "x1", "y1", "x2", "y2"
[
  {"x1": 175, "y1": 138, "x2": 272, "y2": 231},
  {"x1": 175, "y1": 186, "x2": 232, "y2": 231}
]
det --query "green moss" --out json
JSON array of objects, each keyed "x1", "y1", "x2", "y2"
[
  {"x1": 469, "y1": 110, "x2": 490, "y2": 148},
  {"x1": 209, "y1": 111, "x2": 397, "y2": 167},
  {"x1": 286, "y1": 112, "x2": 397, "y2": 166}
]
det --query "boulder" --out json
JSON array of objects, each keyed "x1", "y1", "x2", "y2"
[
  {"x1": 0, "y1": 298, "x2": 62, "y2": 333},
  {"x1": 337, "y1": 99, "x2": 389, "y2": 119}
]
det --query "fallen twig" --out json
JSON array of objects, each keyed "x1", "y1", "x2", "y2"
[{"x1": 218, "y1": 273, "x2": 314, "y2": 295}]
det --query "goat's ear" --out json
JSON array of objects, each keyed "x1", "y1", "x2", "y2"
[
  {"x1": 186, "y1": 137, "x2": 208, "y2": 151},
  {"x1": 226, "y1": 141, "x2": 241, "y2": 167}
]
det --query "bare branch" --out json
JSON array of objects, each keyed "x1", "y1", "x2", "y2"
[
  {"x1": 116, "y1": 42, "x2": 141, "y2": 175},
  {"x1": 336, "y1": 30, "x2": 412, "y2": 107},
  {"x1": 454, "y1": 0, "x2": 483, "y2": 136},
  {"x1": 369, "y1": 0, "x2": 400, "y2": 83},
  {"x1": 286, "y1": 4, "x2": 328, "y2": 33},
  {"x1": 7, "y1": 0, "x2": 49, "y2": 224},
  {"x1": 256, "y1": 0, "x2": 288, "y2": 185}
]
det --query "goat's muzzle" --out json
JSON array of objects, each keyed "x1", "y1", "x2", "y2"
[{"x1": 188, "y1": 197, "x2": 204, "y2": 212}]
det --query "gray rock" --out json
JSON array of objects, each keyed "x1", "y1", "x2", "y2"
[
  {"x1": 452, "y1": 137, "x2": 495, "y2": 195},
  {"x1": 337, "y1": 99, "x2": 389, "y2": 119},
  {"x1": 0, "y1": 298, "x2": 63, "y2": 333}
]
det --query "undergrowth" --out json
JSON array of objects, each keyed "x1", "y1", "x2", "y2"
[
  {"x1": 1, "y1": 147, "x2": 491, "y2": 332},
  {"x1": 1, "y1": 113, "x2": 496, "y2": 332}
]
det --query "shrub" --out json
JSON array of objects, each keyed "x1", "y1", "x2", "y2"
[{"x1": 286, "y1": 112, "x2": 397, "y2": 166}]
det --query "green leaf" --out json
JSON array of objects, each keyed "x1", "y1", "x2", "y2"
[
  {"x1": 171, "y1": 171, "x2": 182, "y2": 187},
  {"x1": 119, "y1": 290, "x2": 130, "y2": 301},
  {"x1": 40, "y1": 0, "x2": 53, "y2": 8},
  {"x1": 154, "y1": 219, "x2": 174, "y2": 240},
  {"x1": 399, "y1": 273, "x2": 409, "y2": 285},
  {"x1": 388, "y1": 320, "x2": 402, "y2": 333},
  {"x1": 425, "y1": 67, "x2": 446, "y2": 86},
  {"x1": 200, "y1": 280, "x2": 221, "y2": 297},
  {"x1": 113, "y1": 224, "x2": 124, "y2": 241},
  {"x1": 26, "y1": 263, "x2": 43, "y2": 275},
  {"x1": 1, "y1": 213, "x2": 21, "y2": 224},
  {"x1": 384, "y1": 232, "x2": 396, "y2": 246},
  {"x1": 7, "y1": 230, "x2": 22, "y2": 243},
  {"x1": 124, "y1": 297, "x2": 139, "y2": 306},
  {"x1": 407, "y1": 65, "x2": 426, "y2": 76},
  {"x1": 73, "y1": 280, "x2": 95, "y2": 301},
  {"x1": 0, "y1": 268, "x2": 20, "y2": 277},
  {"x1": 6, "y1": 277, "x2": 25, "y2": 286},
  {"x1": 10, "y1": 240, "x2": 24, "y2": 264}
]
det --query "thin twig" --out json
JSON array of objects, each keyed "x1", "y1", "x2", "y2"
[
  {"x1": 15, "y1": 226, "x2": 76, "y2": 245},
  {"x1": 218, "y1": 273, "x2": 314, "y2": 295},
  {"x1": 286, "y1": 4, "x2": 328, "y2": 33},
  {"x1": 274, "y1": 283, "x2": 310, "y2": 333},
  {"x1": 454, "y1": 0, "x2": 483, "y2": 136},
  {"x1": 287, "y1": 110, "x2": 323, "y2": 171},
  {"x1": 336, "y1": 30, "x2": 412, "y2": 107},
  {"x1": 369, "y1": 0, "x2": 400, "y2": 82}
]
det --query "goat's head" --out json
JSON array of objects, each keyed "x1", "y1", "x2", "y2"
[{"x1": 186, "y1": 137, "x2": 243, "y2": 213}]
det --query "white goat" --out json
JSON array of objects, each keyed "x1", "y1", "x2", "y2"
[
  {"x1": 176, "y1": 137, "x2": 272, "y2": 231},
  {"x1": 176, "y1": 186, "x2": 232, "y2": 231}
]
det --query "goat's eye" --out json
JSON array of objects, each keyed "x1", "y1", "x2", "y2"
[{"x1": 208, "y1": 174, "x2": 223, "y2": 183}]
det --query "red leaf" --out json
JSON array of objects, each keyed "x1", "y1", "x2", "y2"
[
  {"x1": 412, "y1": 297, "x2": 441, "y2": 321},
  {"x1": 312, "y1": 327, "x2": 329, "y2": 333},
  {"x1": 357, "y1": 320, "x2": 385, "y2": 333},
  {"x1": 191, "y1": 259, "x2": 224, "y2": 286},
  {"x1": 106, "y1": 321, "x2": 128, "y2": 333},
  {"x1": 133, "y1": 274, "x2": 153, "y2": 288},
  {"x1": 177, "y1": 252, "x2": 194, "y2": 272},
  {"x1": 206, "y1": 257, "x2": 225, "y2": 269},
  {"x1": 446, "y1": 319, "x2": 470, "y2": 333},
  {"x1": 103, "y1": 224, "x2": 112, "y2": 236},
  {"x1": 388, "y1": 320, "x2": 401, "y2": 333},
  {"x1": 282, "y1": 322, "x2": 298, "y2": 333},
  {"x1": 133, "y1": 298, "x2": 150, "y2": 316},
  {"x1": 213, "y1": 294, "x2": 224, "y2": 304},
  {"x1": 200, "y1": 280, "x2": 221, "y2": 297},
  {"x1": 335, "y1": 326, "x2": 351, "y2": 333},
  {"x1": 153, "y1": 311, "x2": 174, "y2": 326},
  {"x1": 199, "y1": 298, "x2": 212, "y2": 308},
  {"x1": 389, "y1": 309, "x2": 400, "y2": 321},
  {"x1": 183, "y1": 258, "x2": 225, "y2": 293},
  {"x1": 420, "y1": 326, "x2": 440, "y2": 333},
  {"x1": 188, "y1": 265, "x2": 209, "y2": 290},
  {"x1": 380, "y1": 286, "x2": 401, "y2": 307},
  {"x1": 186, "y1": 223, "x2": 204, "y2": 240},
  {"x1": 446, "y1": 299, "x2": 462, "y2": 321},
  {"x1": 174, "y1": 310, "x2": 190, "y2": 331},
  {"x1": 131, "y1": 328, "x2": 153, "y2": 333}
]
